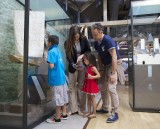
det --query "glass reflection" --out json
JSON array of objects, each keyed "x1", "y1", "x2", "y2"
[{"x1": 0, "y1": 0, "x2": 24, "y2": 128}]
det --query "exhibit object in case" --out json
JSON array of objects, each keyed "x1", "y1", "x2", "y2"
[{"x1": 128, "y1": 0, "x2": 160, "y2": 112}]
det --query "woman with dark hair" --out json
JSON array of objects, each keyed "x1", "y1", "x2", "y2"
[{"x1": 64, "y1": 25, "x2": 90, "y2": 115}]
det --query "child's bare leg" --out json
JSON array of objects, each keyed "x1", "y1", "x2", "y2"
[
  {"x1": 62, "y1": 104, "x2": 67, "y2": 115},
  {"x1": 87, "y1": 95, "x2": 91, "y2": 113},
  {"x1": 91, "y1": 95, "x2": 96, "y2": 114},
  {"x1": 84, "y1": 95, "x2": 91, "y2": 117},
  {"x1": 55, "y1": 106, "x2": 61, "y2": 119},
  {"x1": 88, "y1": 95, "x2": 96, "y2": 118}
]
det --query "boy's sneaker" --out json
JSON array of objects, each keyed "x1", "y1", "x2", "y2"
[
  {"x1": 106, "y1": 112, "x2": 119, "y2": 123},
  {"x1": 46, "y1": 117, "x2": 61, "y2": 124},
  {"x1": 60, "y1": 114, "x2": 68, "y2": 120},
  {"x1": 52, "y1": 114, "x2": 68, "y2": 120}
]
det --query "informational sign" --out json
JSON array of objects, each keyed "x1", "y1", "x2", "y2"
[
  {"x1": 31, "y1": 76, "x2": 45, "y2": 100},
  {"x1": 14, "y1": 10, "x2": 45, "y2": 57}
]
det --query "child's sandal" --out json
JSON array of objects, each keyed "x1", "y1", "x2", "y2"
[
  {"x1": 83, "y1": 113, "x2": 90, "y2": 118},
  {"x1": 78, "y1": 111, "x2": 84, "y2": 116},
  {"x1": 88, "y1": 114, "x2": 96, "y2": 118}
]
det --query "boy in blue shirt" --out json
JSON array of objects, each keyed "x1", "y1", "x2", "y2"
[{"x1": 46, "y1": 35, "x2": 68, "y2": 123}]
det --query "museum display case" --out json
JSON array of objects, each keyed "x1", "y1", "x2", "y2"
[
  {"x1": 0, "y1": 0, "x2": 71, "y2": 129},
  {"x1": 128, "y1": 0, "x2": 160, "y2": 112}
]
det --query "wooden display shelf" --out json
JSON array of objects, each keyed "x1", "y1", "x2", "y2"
[
  {"x1": 8, "y1": 55, "x2": 40, "y2": 66},
  {"x1": 9, "y1": 103, "x2": 31, "y2": 114},
  {"x1": 0, "y1": 102, "x2": 10, "y2": 112}
]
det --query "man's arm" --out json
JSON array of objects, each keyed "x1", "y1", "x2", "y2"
[
  {"x1": 109, "y1": 48, "x2": 117, "y2": 83},
  {"x1": 109, "y1": 48, "x2": 117, "y2": 74}
]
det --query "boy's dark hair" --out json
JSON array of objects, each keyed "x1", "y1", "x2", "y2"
[
  {"x1": 84, "y1": 51, "x2": 97, "y2": 67},
  {"x1": 48, "y1": 35, "x2": 59, "y2": 45}
]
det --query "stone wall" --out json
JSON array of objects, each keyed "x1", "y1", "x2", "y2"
[{"x1": 0, "y1": 0, "x2": 24, "y2": 102}]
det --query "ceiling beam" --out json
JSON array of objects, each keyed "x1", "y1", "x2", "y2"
[
  {"x1": 48, "y1": 17, "x2": 160, "y2": 32},
  {"x1": 79, "y1": 17, "x2": 160, "y2": 27},
  {"x1": 68, "y1": 0, "x2": 79, "y2": 11},
  {"x1": 80, "y1": 2, "x2": 95, "y2": 13}
]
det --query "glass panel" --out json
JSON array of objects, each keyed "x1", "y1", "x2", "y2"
[
  {"x1": 129, "y1": 0, "x2": 160, "y2": 110},
  {"x1": 25, "y1": 0, "x2": 71, "y2": 127},
  {"x1": 132, "y1": 1, "x2": 160, "y2": 66},
  {"x1": 18, "y1": 0, "x2": 69, "y2": 20},
  {"x1": 0, "y1": 0, "x2": 24, "y2": 128},
  {"x1": 105, "y1": 25, "x2": 129, "y2": 82},
  {"x1": 46, "y1": 19, "x2": 71, "y2": 72}
]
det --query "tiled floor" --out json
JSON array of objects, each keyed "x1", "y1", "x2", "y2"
[
  {"x1": 33, "y1": 93, "x2": 101, "y2": 129},
  {"x1": 34, "y1": 115, "x2": 88, "y2": 129}
]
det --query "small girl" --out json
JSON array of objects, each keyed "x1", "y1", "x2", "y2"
[{"x1": 82, "y1": 52, "x2": 100, "y2": 118}]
